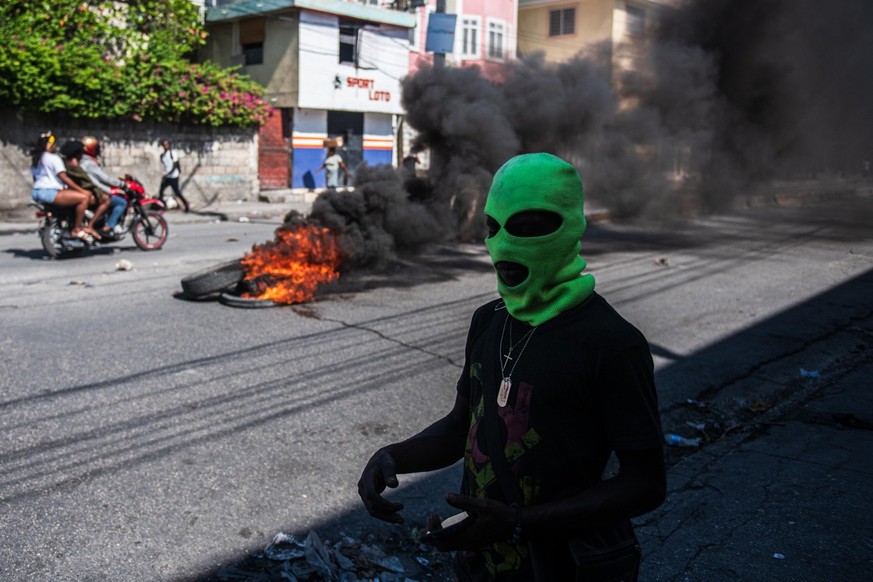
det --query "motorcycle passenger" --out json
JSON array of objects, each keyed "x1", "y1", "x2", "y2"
[
  {"x1": 81, "y1": 135, "x2": 128, "y2": 237},
  {"x1": 59, "y1": 140, "x2": 110, "y2": 234},
  {"x1": 30, "y1": 131, "x2": 100, "y2": 241}
]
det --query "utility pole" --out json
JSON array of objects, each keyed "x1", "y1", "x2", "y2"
[{"x1": 435, "y1": 0, "x2": 446, "y2": 69}]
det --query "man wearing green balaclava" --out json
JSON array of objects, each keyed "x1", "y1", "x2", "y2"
[{"x1": 359, "y1": 153, "x2": 666, "y2": 581}]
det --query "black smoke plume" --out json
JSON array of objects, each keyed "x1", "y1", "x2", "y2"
[{"x1": 303, "y1": 0, "x2": 872, "y2": 268}]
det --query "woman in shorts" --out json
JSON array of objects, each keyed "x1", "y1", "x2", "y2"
[{"x1": 31, "y1": 131, "x2": 100, "y2": 241}]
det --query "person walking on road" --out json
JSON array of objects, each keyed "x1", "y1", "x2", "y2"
[
  {"x1": 159, "y1": 139, "x2": 190, "y2": 212},
  {"x1": 358, "y1": 153, "x2": 667, "y2": 581},
  {"x1": 316, "y1": 146, "x2": 347, "y2": 191}
]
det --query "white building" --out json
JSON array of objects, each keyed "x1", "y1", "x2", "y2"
[{"x1": 202, "y1": 1, "x2": 416, "y2": 189}]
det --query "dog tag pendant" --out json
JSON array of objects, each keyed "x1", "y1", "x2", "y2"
[{"x1": 498, "y1": 377, "x2": 512, "y2": 407}]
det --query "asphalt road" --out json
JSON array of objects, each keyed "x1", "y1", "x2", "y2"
[{"x1": 0, "y1": 199, "x2": 871, "y2": 581}]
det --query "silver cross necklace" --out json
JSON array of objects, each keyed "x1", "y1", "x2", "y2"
[{"x1": 497, "y1": 314, "x2": 537, "y2": 407}]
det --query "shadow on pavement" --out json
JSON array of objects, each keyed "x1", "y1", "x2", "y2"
[
  {"x1": 185, "y1": 265, "x2": 873, "y2": 581},
  {"x1": 3, "y1": 245, "x2": 122, "y2": 260}
]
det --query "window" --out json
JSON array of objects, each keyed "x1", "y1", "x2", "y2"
[
  {"x1": 242, "y1": 42, "x2": 263, "y2": 65},
  {"x1": 626, "y1": 5, "x2": 646, "y2": 36},
  {"x1": 487, "y1": 20, "x2": 505, "y2": 60},
  {"x1": 339, "y1": 19, "x2": 361, "y2": 64},
  {"x1": 460, "y1": 16, "x2": 480, "y2": 58},
  {"x1": 239, "y1": 18, "x2": 266, "y2": 65},
  {"x1": 549, "y1": 8, "x2": 575, "y2": 37}
]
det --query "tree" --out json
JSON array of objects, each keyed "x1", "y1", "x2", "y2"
[{"x1": 0, "y1": 1, "x2": 271, "y2": 126}]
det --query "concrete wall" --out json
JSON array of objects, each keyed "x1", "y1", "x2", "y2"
[{"x1": 0, "y1": 109, "x2": 259, "y2": 215}]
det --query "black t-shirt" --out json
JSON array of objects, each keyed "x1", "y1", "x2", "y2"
[{"x1": 456, "y1": 293, "x2": 663, "y2": 579}]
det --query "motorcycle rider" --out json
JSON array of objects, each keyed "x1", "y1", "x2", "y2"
[
  {"x1": 60, "y1": 140, "x2": 111, "y2": 234},
  {"x1": 81, "y1": 136, "x2": 128, "y2": 237},
  {"x1": 30, "y1": 131, "x2": 99, "y2": 241}
]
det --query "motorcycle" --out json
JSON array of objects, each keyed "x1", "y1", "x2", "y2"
[{"x1": 33, "y1": 174, "x2": 169, "y2": 258}]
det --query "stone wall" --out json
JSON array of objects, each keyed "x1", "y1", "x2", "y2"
[{"x1": 0, "y1": 109, "x2": 259, "y2": 216}]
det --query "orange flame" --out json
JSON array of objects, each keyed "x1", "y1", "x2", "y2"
[{"x1": 240, "y1": 225, "x2": 342, "y2": 304}]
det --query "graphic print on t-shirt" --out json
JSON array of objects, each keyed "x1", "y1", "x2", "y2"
[
  {"x1": 465, "y1": 362, "x2": 542, "y2": 501},
  {"x1": 464, "y1": 362, "x2": 540, "y2": 577}
]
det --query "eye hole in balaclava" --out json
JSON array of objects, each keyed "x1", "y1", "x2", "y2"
[
  {"x1": 485, "y1": 211, "x2": 562, "y2": 238},
  {"x1": 505, "y1": 210, "x2": 562, "y2": 237}
]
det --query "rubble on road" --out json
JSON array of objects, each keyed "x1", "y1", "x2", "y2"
[{"x1": 213, "y1": 528, "x2": 454, "y2": 581}]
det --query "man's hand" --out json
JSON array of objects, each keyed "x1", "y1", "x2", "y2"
[
  {"x1": 357, "y1": 449, "x2": 404, "y2": 524},
  {"x1": 421, "y1": 493, "x2": 516, "y2": 552}
]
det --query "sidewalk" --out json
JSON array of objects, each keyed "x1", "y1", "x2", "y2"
[{"x1": 637, "y1": 273, "x2": 873, "y2": 580}]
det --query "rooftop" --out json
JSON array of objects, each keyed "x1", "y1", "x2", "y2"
[{"x1": 206, "y1": 0, "x2": 417, "y2": 27}]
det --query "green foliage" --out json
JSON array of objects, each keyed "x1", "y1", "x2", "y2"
[{"x1": 0, "y1": 1, "x2": 272, "y2": 126}]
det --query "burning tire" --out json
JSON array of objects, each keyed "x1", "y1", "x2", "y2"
[
  {"x1": 218, "y1": 290, "x2": 278, "y2": 308},
  {"x1": 181, "y1": 260, "x2": 245, "y2": 299}
]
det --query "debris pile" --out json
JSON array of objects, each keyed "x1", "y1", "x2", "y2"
[{"x1": 214, "y1": 529, "x2": 453, "y2": 581}]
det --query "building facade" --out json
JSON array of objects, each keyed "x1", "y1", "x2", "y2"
[
  {"x1": 518, "y1": 0, "x2": 681, "y2": 112},
  {"x1": 408, "y1": 0, "x2": 519, "y2": 82},
  {"x1": 202, "y1": 1, "x2": 415, "y2": 189}
]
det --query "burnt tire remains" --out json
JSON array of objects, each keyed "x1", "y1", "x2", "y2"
[
  {"x1": 181, "y1": 260, "x2": 245, "y2": 298},
  {"x1": 218, "y1": 291, "x2": 278, "y2": 309}
]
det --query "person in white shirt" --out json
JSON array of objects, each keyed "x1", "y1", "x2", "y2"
[
  {"x1": 30, "y1": 131, "x2": 100, "y2": 241},
  {"x1": 317, "y1": 147, "x2": 348, "y2": 190},
  {"x1": 159, "y1": 139, "x2": 190, "y2": 212}
]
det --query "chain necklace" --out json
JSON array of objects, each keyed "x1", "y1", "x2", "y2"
[{"x1": 497, "y1": 314, "x2": 537, "y2": 407}]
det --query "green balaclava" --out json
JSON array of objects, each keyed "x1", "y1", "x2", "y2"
[{"x1": 484, "y1": 153, "x2": 595, "y2": 327}]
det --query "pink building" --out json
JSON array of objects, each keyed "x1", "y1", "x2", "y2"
[{"x1": 408, "y1": 0, "x2": 519, "y2": 82}]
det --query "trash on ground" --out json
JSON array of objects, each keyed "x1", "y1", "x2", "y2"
[
  {"x1": 226, "y1": 237, "x2": 239, "y2": 242},
  {"x1": 252, "y1": 530, "x2": 430, "y2": 581},
  {"x1": 374, "y1": 555, "x2": 405, "y2": 574},
  {"x1": 115, "y1": 259, "x2": 133, "y2": 271},
  {"x1": 415, "y1": 556, "x2": 431, "y2": 567},
  {"x1": 67, "y1": 280, "x2": 89, "y2": 286},
  {"x1": 686, "y1": 421, "x2": 707, "y2": 431},
  {"x1": 264, "y1": 533, "x2": 306, "y2": 561},
  {"x1": 655, "y1": 257, "x2": 670, "y2": 266},
  {"x1": 773, "y1": 553, "x2": 786, "y2": 559},
  {"x1": 302, "y1": 531, "x2": 335, "y2": 580},
  {"x1": 800, "y1": 368, "x2": 820, "y2": 378},
  {"x1": 664, "y1": 433, "x2": 701, "y2": 447},
  {"x1": 238, "y1": 216, "x2": 251, "y2": 223}
]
